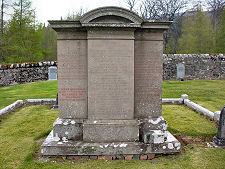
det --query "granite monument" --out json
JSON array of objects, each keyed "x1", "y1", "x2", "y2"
[{"x1": 41, "y1": 6, "x2": 180, "y2": 157}]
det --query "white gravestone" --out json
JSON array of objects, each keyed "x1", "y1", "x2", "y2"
[
  {"x1": 48, "y1": 66, "x2": 57, "y2": 80},
  {"x1": 177, "y1": 63, "x2": 185, "y2": 79}
]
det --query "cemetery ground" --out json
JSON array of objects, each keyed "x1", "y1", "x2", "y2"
[{"x1": 0, "y1": 80, "x2": 224, "y2": 169}]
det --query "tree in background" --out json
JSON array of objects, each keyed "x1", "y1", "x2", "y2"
[
  {"x1": 215, "y1": 8, "x2": 225, "y2": 53},
  {"x1": 40, "y1": 24, "x2": 57, "y2": 61},
  {"x1": 124, "y1": 0, "x2": 188, "y2": 53},
  {"x1": 65, "y1": 7, "x2": 87, "y2": 20},
  {"x1": 138, "y1": 0, "x2": 188, "y2": 21},
  {"x1": 207, "y1": 0, "x2": 225, "y2": 30},
  {"x1": 178, "y1": 7, "x2": 214, "y2": 53},
  {"x1": 0, "y1": 0, "x2": 12, "y2": 62},
  {"x1": 2, "y1": 0, "x2": 44, "y2": 63}
]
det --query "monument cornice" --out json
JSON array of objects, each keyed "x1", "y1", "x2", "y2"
[
  {"x1": 49, "y1": 7, "x2": 172, "y2": 30},
  {"x1": 49, "y1": 20, "x2": 172, "y2": 30}
]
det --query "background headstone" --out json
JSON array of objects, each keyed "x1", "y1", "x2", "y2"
[
  {"x1": 176, "y1": 63, "x2": 185, "y2": 79},
  {"x1": 48, "y1": 66, "x2": 57, "y2": 80},
  {"x1": 213, "y1": 105, "x2": 225, "y2": 146}
]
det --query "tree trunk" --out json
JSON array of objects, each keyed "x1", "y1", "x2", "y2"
[{"x1": 1, "y1": 0, "x2": 3, "y2": 35}]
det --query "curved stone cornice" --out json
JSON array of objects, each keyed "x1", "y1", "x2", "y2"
[{"x1": 80, "y1": 6, "x2": 144, "y2": 25}]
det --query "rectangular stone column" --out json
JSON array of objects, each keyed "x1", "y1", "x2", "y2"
[
  {"x1": 57, "y1": 31, "x2": 88, "y2": 119},
  {"x1": 134, "y1": 30, "x2": 164, "y2": 118}
]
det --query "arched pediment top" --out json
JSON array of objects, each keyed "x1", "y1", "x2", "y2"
[{"x1": 80, "y1": 6, "x2": 144, "y2": 25}]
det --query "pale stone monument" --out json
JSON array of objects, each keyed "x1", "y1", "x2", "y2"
[
  {"x1": 42, "y1": 7, "x2": 180, "y2": 157},
  {"x1": 48, "y1": 66, "x2": 57, "y2": 80},
  {"x1": 177, "y1": 63, "x2": 185, "y2": 80}
]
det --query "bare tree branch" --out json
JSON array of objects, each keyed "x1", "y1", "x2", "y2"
[
  {"x1": 124, "y1": 0, "x2": 137, "y2": 11},
  {"x1": 139, "y1": 0, "x2": 188, "y2": 21},
  {"x1": 206, "y1": 0, "x2": 225, "y2": 29}
]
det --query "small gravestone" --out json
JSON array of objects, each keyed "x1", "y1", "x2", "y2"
[
  {"x1": 177, "y1": 63, "x2": 185, "y2": 79},
  {"x1": 52, "y1": 93, "x2": 58, "y2": 109},
  {"x1": 213, "y1": 105, "x2": 225, "y2": 146},
  {"x1": 48, "y1": 66, "x2": 57, "y2": 80}
]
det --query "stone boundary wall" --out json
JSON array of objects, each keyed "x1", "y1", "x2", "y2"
[
  {"x1": 0, "y1": 54, "x2": 224, "y2": 87},
  {"x1": 163, "y1": 54, "x2": 225, "y2": 80},
  {"x1": 0, "y1": 61, "x2": 57, "y2": 87}
]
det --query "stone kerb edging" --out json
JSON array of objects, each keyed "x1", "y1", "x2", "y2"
[
  {"x1": 25, "y1": 99, "x2": 56, "y2": 106},
  {"x1": 0, "y1": 95, "x2": 220, "y2": 122},
  {"x1": 184, "y1": 99, "x2": 214, "y2": 120},
  {"x1": 0, "y1": 61, "x2": 57, "y2": 70},
  {"x1": 0, "y1": 100, "x2": 23, "y2": 118},
  {"x1": 162, "y1": 94, "x2": 219, "y2": 122}
]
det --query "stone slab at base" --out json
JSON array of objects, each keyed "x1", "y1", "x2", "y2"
[
  {"x1": 41, "y1": 131, "x2": 180, "y2": 156},
  {"x1": 83, "y1": 120, "x2": 139, "y2": 142}
]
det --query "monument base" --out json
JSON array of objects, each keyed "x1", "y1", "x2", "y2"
[
  {"x1": 213, "y1": 136, "x2": 225, "y2": 146},
  {"x1": 41, "y1": 131, "x2": 180, "y2": 156}
]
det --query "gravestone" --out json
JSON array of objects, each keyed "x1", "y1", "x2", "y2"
[
  {"x1": 177, "y1": 63, "x2": 185, "y2": 79},
  {"x1": 48, "y1": 66, "x2": 57, "y2": 80},
  {"x1": 41, "y1": 7, "x2": 180, "y2": 157},
  {"x1": 213, "y1": 106, "x2": 225, "y2": 146},
  {"x1": 52, "y1": 93, "x2": 58, "y2": 109}
]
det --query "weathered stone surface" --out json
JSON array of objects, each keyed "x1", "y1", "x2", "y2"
[
  {"x1": 83, "y1": 120, "x2": 139, "y2": 142},
  {"x1": 88, "y1": 29, "x2": 134, "y2": 120},
  {"x1": 181, "y1": 94, "x2": 188, "y2": 100},
  {"x1": 41, "y1": 6, "x2": 180, "y2": 157},
  {"x1": 184, "y1": 99, "x2": 214, "y2": 120},
  {"x1": 176, "y1": 63, "x2": 185, "y2": 79},
  {"x1": 214, "y1": 111, "x2": 221, "y2": 122},
  {"x1": 139, "y1": 117, "x2": 168, "y2": 131},
  {"x1": 213, "y1": 106, "x2": 225, "y2": 146},
  {"x1": 134, "y1": 30, "x2": 164, "y2": 118},
  {"x1": 42, "y1": 131, "x2": 180, "y2": 156},
  {"x1": 57, "y1": 31, "x2": 88, "y2": 119},
  {"x1": 0, "y1": 61, "x2": 57, "y2": 87},
  {"x1": 25, "y1": 99, "x2": 56, "y2": 106},
  {"x1": 0, "y1": 100, "x2": 23, "y2": 118},
  {"x1": 48, "y1": 66, "x2": 57, "y2": 80},
  {"x1": 52, "y1": 118, "x2": 83, "y2": 140},
  {"x1": 163, "y1": 54, "x2": 225, "y2": 81},
  {"x1": 162, "y1": 98, "x2": 183, "y2": 105}
]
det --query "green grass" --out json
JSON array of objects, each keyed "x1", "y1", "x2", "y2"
[
  {"x1": 0, "y1": 105, "x2": 224, "y2": 169},
  {"x1": 162, "y1": 105, "x2": 217, "y2": 136},
  {"x1": 0, "y1": 79, "x2": 225, "y2": 168},
  {"x1": 0, "y1": 80, "x2": 58, "y2": 109},
  {"x1": 163, "y1": 79, "x2": 225, "y2": 111},
  {"x1": 0, "y1": 79, "x2": 224, "y2": 111}
]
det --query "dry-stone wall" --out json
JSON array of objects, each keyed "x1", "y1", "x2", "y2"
[
  {"x1": 0, "y1": 61, "x2": 57, "y2": 87},
  {"x1": 0, "y1": 54, "x2": 224, "y2": 87},
  {"x1": 163, "y1": 54, "x2": 225, "y2": 80}
]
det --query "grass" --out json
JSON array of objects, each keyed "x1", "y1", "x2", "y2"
[
  {"x1": 0, "y1": 80, "x2": 58, "y2": 109},
  {"x1": 0, "y1": 79, "x2": 225, "y2": 168},
  {"x1": 163, "y1": 79, "x2": 225, "y2": 111},
  {"x1": 162, "y1": 105, "x2": 217, "y2": 137}
]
